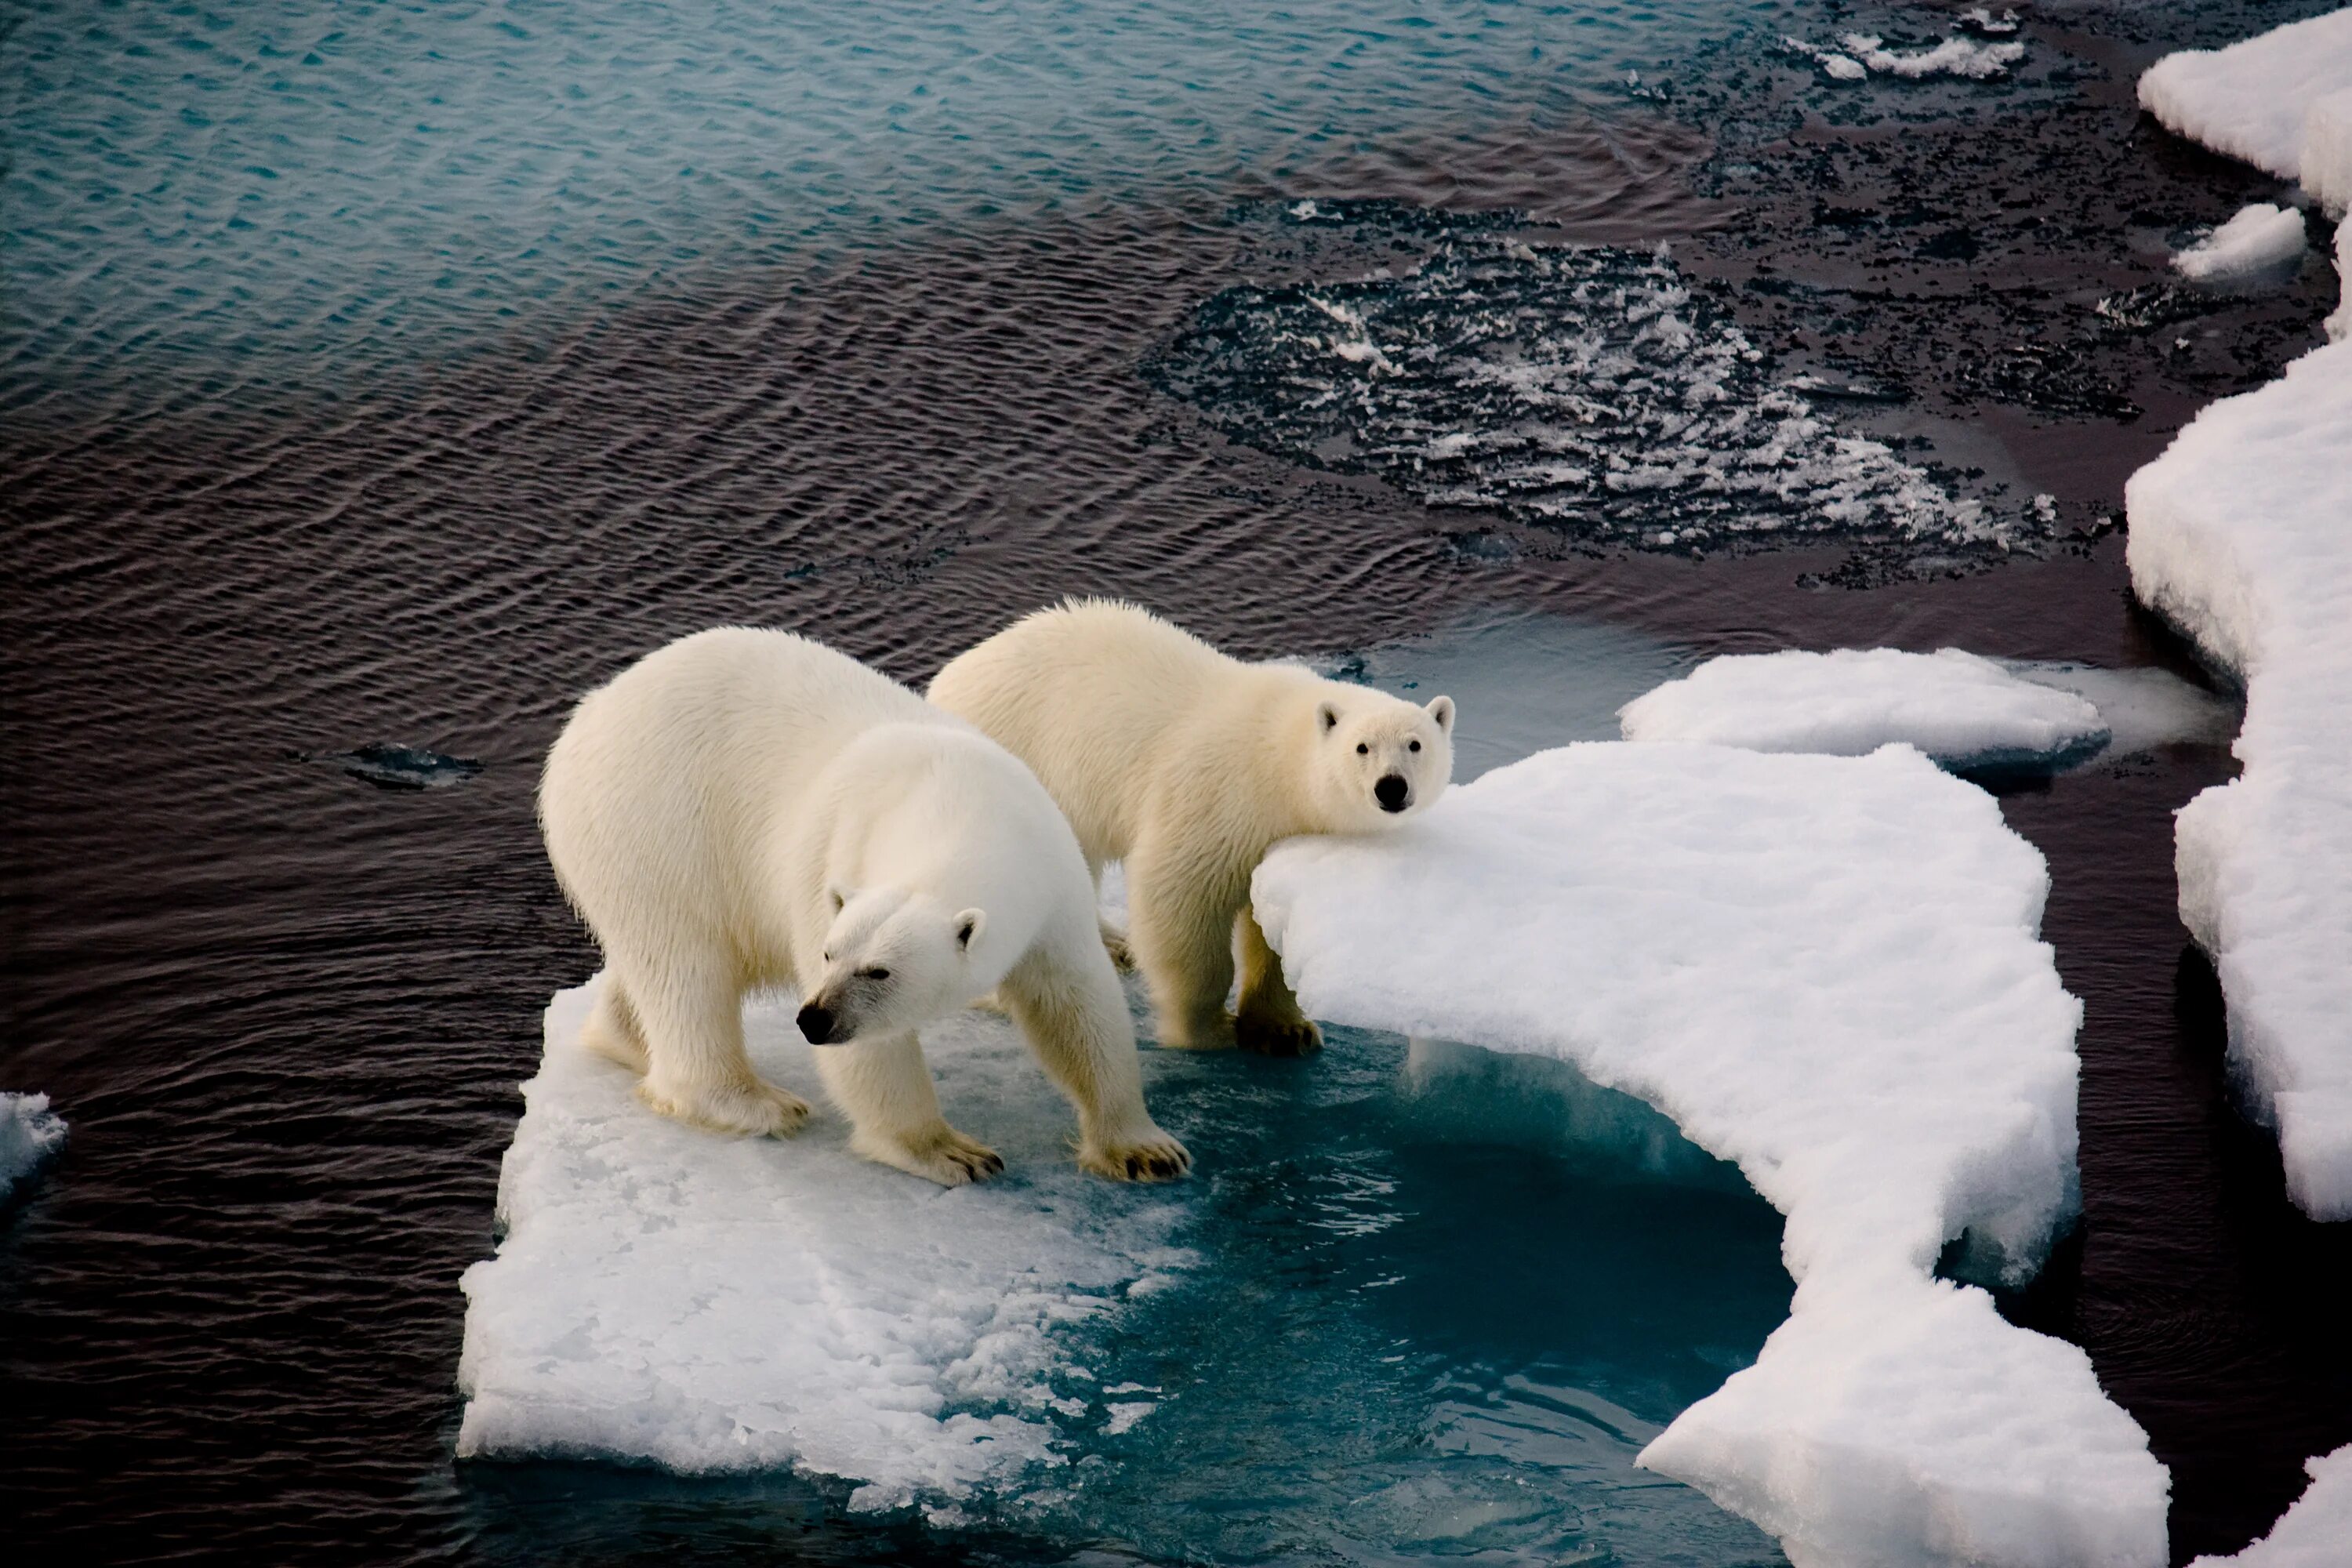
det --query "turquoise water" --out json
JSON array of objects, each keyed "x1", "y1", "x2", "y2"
[{"x1": 3, "y1": 0, "x2": 1795, "y2": 387}]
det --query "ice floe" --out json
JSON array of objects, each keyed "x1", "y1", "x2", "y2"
[
  {"x1": 457, "y1": 986, "x2": 1193, "y2": 1508},
  {"x1": 1, "y1": 1093, "x2": 67, "y2": 1202},
  {"x1": 2126, "y1": 333, "x2": 2352, "y2": 1221},
  {"x1": 1618, "y1": 648, "x2": 2111, "y2": 772},
  {"x1": 2188, "y1": 1443, "x2": 2352, "y2": 1566},
  {"x1": 2139, "y1": 10, "x2": 2352, "y2": 216},
  {"x1": 1254, "y1": 741, "x2": 2168, "y2": 1568},
  {"x1": 2173, "y1": 203, "x2": 2309, "y2": 282}
]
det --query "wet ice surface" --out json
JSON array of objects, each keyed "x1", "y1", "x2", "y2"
[
  {"x1": 1155, "y1": 209, "x2": 2040, "y2": 561},
  {"x1": 1620, "y1": 648, "x2": 2112, "y2": 771},
  {"x1": 464, "y1": 982, "x2": 1792, "y2": 1565}
]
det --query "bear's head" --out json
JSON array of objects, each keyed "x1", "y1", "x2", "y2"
[
  {"x1": 796, "y1": 886, "x2": 988, "y2": 1046},
  {"x1": 1308, "y1": 686, "x2": 1455, "y2": 830}
]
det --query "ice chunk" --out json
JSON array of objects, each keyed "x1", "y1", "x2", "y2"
[
  {"x1": 456, "y1": 987, "x2": 1192, "y2": 1508},
  {"x1": 2126, "y1": 336, "x2": 2352, "y2": 1221},
  {"x1": 1838, "y1": 32, "x2": 2026, "y2": 81},
  {"x1": 1, "y1": 1092, "x2": 67, "y2": 1202},
  {"x1": 2139, "y1": 11, "x2": 2352, "y2": 214},
  {"x1": 2172, "y1": 204, "x2": 2308, "y2": 282},
  {"x1": 1784, "y1": 30, "x2": 2024, "y2": 82},
  {"x1": 2187, "y1": 1443, "x2": 2352, "y2": 1566},
  {"x1": 1618, "y1": 647, "x2": 2111, "y2": 771},
  {"x1": 1254, "y1": 742, "x2": 2169, "y2": 1568}
]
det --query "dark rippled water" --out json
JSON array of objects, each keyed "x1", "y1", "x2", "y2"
[{"x1": 5, "y1": 0, "x2": 2351, "y2": 1562}]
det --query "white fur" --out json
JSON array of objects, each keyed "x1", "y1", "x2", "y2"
[
  {"x1": 539, "y1": 627, "x2": 1189, "y2": 1186},
  {"x1": 929, "y1": 601, "x2": 1455, "y2": 1054}
]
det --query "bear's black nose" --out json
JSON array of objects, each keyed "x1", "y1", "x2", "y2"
[
  {"x1": 796, "y1": 1003, "x2": 837, "y2": 1044},
  {"x1": 1375, "y1": 774, "x2": 1409, "y2": 812}
]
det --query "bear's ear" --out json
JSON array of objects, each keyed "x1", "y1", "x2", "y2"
[
  {"x1": 1426, "y1": 695, "x2": 1454, "y2": 731},
  {"x1": 1317, "y1": 701, "x2": 1341, "y2": 735},
  {"x1": 953, "y1": 909, "x2": 986, "y2": 953},
  {"x1": 826, "y1": 883, "x2": 850, "y2": 915}
]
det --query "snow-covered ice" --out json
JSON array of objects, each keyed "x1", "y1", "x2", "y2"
[
  {"x1": 2172, "y1": 204, "x2": 2308, "y2": 283},
  {"x1": 2188, "y1": 1444, "x2": 2352, "y2": 1566},
  {"x1": 1618, "y1": 648, "x2": 2111, "y2": 771},
  {"x1": 2139, "y1": 10, "x2": 2352, "y2": 215},
  {"x1": 1254, "y1": 742, "x2": 2169, "y2": 1568},
  {"x1": 457, "y1": 988, "x2": 1193, "y2": 1509},
  {"x1": 2126, "y1": 334, "x2": 2352, "y2": 1221},
  {"x1": 1, "y1": 1093, "x2": 67, "y2": 1203}
]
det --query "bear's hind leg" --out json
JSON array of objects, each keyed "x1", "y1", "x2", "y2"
[
  {"x1": 630, "y1": 961, "x2": 811, "y2": 1137},
  {"x1": 580, "y1": 979, "x2": 651, "y2": 1073},
  {"x1": 1234, "y1": 906, "x2": 1323, "y2": 1058},
  {"x1": 1127, "y1": 839, "x2": 1243, "y2": 1051},
  {"x1": 811, "y1": 1031, "x2": 1003, "y2": 1185}
]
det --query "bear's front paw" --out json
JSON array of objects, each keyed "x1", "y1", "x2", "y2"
[
  {"x1": 859, "y1": 1124, "x2": 1006, "y2": 1187},
  {"x1": 638, "y1": 1076, "x2": 811, "y2": 1138},
  {"x1": 1082, "y1": 1128, "x2": 1192, "y2": 1183},
  {"x1": 1236, "y1": 1011, "x2": 1323, "y2": 1058}
]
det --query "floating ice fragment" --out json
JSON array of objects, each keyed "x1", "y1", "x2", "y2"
[
  {"x1": 456, "y1": 989, "x2": 1193, "y2": 1498},
  {"x1": 1959, "y1": 7, "x2": 2021, "y2": 38},
  {"x1": 2127, "y1": 334, "x2": 2352, "y2": 1221},
  {"x1": 1253, "y1": 742, "x2": 2168, "y2": 1566},
  {"x1": 1619, "y1": 648, "x2": 2111, "y2": 773},
  {"x1": 1838, "y1": 31, "x2": 2027, "y2": 81},
  {"x1": 1, "y1": 1093, "x2": 67, "y2": 1203},
  {"x1": 2188, "y1": 1443, "x2": 2352, "y2": 1566},
  {"x1": 2140, "y1": 11, "x2": 2352, "y2": 216},
  {"x1": 312, "y1": 742, "x2": 485, "y2": 790},
  {"x1": 2173, "y1": 204, "x2": 2308, "y2": 283}
]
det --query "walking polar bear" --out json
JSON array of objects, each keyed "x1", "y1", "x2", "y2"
[
  {"x1": 930, "y1": 601, "x2": 1455, "y2": 1055},
  {"x1": 539, "y1": 628, "x2": 1189, "y2": 1186}
]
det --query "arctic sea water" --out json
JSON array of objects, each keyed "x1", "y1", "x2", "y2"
[{"x1": 8, "y1": 0, "x2": 2334, "y2": 1562}]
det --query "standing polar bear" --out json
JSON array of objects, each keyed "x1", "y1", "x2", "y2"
[
  {"x1": 539, "y1": 627, "x2": 1189, "y2": 1186},
  {"x1": 930, "y1": 601, "x2": 1454, "y2": 1055}
]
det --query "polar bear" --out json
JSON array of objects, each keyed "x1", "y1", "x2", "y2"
[
  {"x1": 929, "y1": 601, "x2": 1454, "y2": 1055},
  {"x1": 539, "y1": 627, "x2": 1190, "y2": 1186}
]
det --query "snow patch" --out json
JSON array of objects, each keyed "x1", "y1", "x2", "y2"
[
  {"x1": 1, "y1": 1093, "x2": 67, "y2": 1202},
  {"x1": 2139, "y1": 11, "x2": 2352, "y2": 215},
  {"x1": 456, "y1": 988, "x2": 1193, "y2": 1508},
  {"x1": 1618, "y1": 648, "x2": 2111, "y2": 771},
  {"x1": 2173, "y1": 203, "x2": 2308, "y2": 282},
  {"x1": 1254, "y1": 742, "x2": 2168, "y2": 1568},
  {"x1": 2125, "y1": 335, "x2": 2352, "y2": 1221},
  {"x1": 2189, "y1": 1444, "x2": 2352, "y2": 1566}
]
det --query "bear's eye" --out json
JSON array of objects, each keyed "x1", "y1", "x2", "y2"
[
  {"x1": 860, "y1": 967, "x2": 891, "y2": 982},
  {"x1": 1356, "y1": 742, "x2": 1368, "y2": 755},
  {"x1": 1409, "y1": 739, "x2": 1421, "y2": 753}
]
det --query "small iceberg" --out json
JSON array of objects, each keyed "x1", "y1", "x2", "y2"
[
  {"x1": 2127, "y1": 332, "x2": 2352, "y2": 1221},
  {"x1": 2139, "y1": 10, "x2": 2352, "y2": 216},
  {"x1": 1617, "y1": 647, "x2": 2111, "y2": 774},
  {"x1": 2, "y1": 1093, "x2": 68, "y2": 1203},
  {"x1": 2189, "y1": 1443, "x2": 2352, "y2": 1566},
  {"x1": 2173, "y1": 203, "x2": 2308, "y2": 284},
  {"x1": 1254, "y1": 741, "x2": 2168, "y2": 1567},
  {"x1": 313, "y1": 742, "x2": 485, "y2": 791}
]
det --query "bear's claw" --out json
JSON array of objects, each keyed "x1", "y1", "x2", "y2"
[
  {"x1": 1235, "y1": 1012, "x2": 1323, "y2": 1058},
  {"x1": 1083, "y1": 1131, "x2": 1192, "y2": 1182}
]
